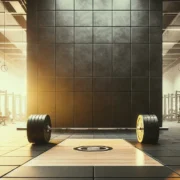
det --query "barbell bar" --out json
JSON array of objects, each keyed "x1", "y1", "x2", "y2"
[
  {"x1": 17, "y1": 114, "x2": 169, "y2": 144},
  {"x1": 17, "y1": 127, "x2": 169, "y2": 131}
]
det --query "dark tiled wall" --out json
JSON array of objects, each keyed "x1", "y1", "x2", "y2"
[{"x1": 27, "y1": 0, "x2": 162, "y2": 127}]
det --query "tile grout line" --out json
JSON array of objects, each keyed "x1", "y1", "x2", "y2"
[
  {"x1": 149, "y1": 0, "x2": 151, "y2": 114},
  {"x1": 92, "y1": 0, "x2": 94, "y2": 129},
  {"x1": 111, "y1": 0, "x2": 113, "y2": 128},
  {"x1": 1, "y1": 135, "x2": 72, "y2": 178},
  {"x1": 73, "y1": 0, "x2": 75, "y2": 128},
  {"x1": 130, "y1": 0, "x2": 132, "y2": 127},
  {"x1": 55, "y1": 0, "x2": 57, "y2": 127}
]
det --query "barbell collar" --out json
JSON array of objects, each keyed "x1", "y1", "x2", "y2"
[{"x1": 17, "y1": 127, "x2": 27, "y2": 130}]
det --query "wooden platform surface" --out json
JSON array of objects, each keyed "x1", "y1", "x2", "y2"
[{"x1": 24, "y1": 139, "x2": 163, "y2": 166}]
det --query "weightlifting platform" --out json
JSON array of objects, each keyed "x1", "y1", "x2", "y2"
[{"x1": 24, "y1": 139, "x2": 162, "y2": 166}]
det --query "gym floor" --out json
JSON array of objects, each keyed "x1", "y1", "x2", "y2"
[{"x1": 0, "y1": 121, "x2": 180, "y2": 180}]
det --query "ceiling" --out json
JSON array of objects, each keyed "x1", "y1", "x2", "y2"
[
  {"x1": 163, "y1": 0, "x2": 180, "y2": 72},
  {"x1": 0, "y1": 0, "x2": 26, "y2": 76},
  {"x1": 0, "y1": 0, "x2": 180, "y2": 74}
]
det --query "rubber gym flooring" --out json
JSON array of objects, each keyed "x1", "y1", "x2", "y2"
[{"x1": 0, "y1": 121, "x2": 180, "y2": 179}]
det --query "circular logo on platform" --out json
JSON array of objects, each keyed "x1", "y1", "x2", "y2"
[{"x1": 74, "y1": 146, "x2": 113, "y2": 152}]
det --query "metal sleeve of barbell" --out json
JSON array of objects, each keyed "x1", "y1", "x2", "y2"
[
  {"x1": 159, "y1": 127, "x2": 169, "y2": 130},
  {"x1": 17, "y1": 127, "x2": 27, "y2": 130}
]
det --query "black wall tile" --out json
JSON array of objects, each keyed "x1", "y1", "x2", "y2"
[
  {"x1": 150, "y1": 11, "x2": 162, "y2": 26},
  {"x1": 37, "y1": 44, "x2": 55, "y2": 63},
  {"x1": 75, "y1": 11, "x2": 92, "y2": 26},
  {"x1": 38, "y1": 77, "x2": 55, "y2": 91},
  {"x1": 75, "y1": 27, "x2": 92, "y2": 43},
  {"x1": 27, "y1": 1, "x2": 37, "y2": 27},
  {"x1": 131, "y1": 92, "x2": 149, "y2": 126},
  {"x1": 112, "y1": 78, "x2": 131, "y2": 91},
  {"x1": 56, "y1": 27, "x2": 74, "y2": 43},
  {"x1": 27, "y1": 74, "x2": 37, "y2": 92},
  {"x1": 38, "y1": 11, "x2": 55, "y2": 27},
  {"x1": 150, "y1": 78, "x2": 162, "y2": 92},
  {"x1": 150, "y1": 27, "x2": 162, "y2": 43},
  {"x1": 56, "y1": 0, "x2": 74, "y2": 10},
  {"x1": 75, "y1": 44, "x2": 92, "y2": 77},
  {"x1": 113, "y1": 44, "x2": 131, "y2": 77},
  {"x1": 94, "y1": 0, "x2": 112, "y2": 10},
  {"x1": 150, "y1": 0, "x2": 162, "y2": 10},
  {"x1": 28, "y1": 92, "x2": 38, "y2": 115},
  {"x1": 38, "y1": 63, "x2": 55, "y2": 77},
  {"x1": 56, "y1": 11, "x2": 74, "y2": 26},
  {"x1": 56, "y1": 92, "x2": 74, "y2": 127},
  {"x1": 150, "y1": 44, "x2": 162, "y2": 77},
  {"x1": 113, "y1": 0, "x2": 130, "y2": 10},
  {"x1": 56, "y1": 44, "x2": 74, "y2": 77},
  {"x1": 38, "y1": 27, "x2": 55, "y2": 43},
  {"x1": 38, "y1": 92, "x2": 55, "y2": 120},
  {"x1": 27, "y1": 48, "x2": 38, "y2": 91},
  {"x1": 113, "y1": 11, "x2": 130, "y2": 26},
  {"x1": 75, "y1": 92, "x2": 92, "y2": 127},
  {"x1": 93, "y1": 78, "x2": 112, "y2": 92},
  {"x1": 93, "y1": 44, "x2": 112, "y2": 77},
  {"x1": 131, "y1": 27, "x2": 149, "y2": 43},
  {"x1": 27, "y1": 27, "x2": 37, "y2": 43},
  {"x1": 93, "y1": 92, "x2": 112, "y2": 127},
  {"x1": 94, "y1": 27, "x2": 112, "y2": 43},
  {"x1": 94, "y1": 11, "x2": 112, "y2": 26},
  {"x1": 56, "y1": 78, "x2": 74, "y2": 91},
  {"x1": 132, "y1": 44, "x2": 149, "y2": 77},
  {"x1": 131, "y1": 11, "x2": 149, "y2": 26},
  {"x1": 132, "y1": 78, "x2": 149, "y2": 91},
  {"x1": 75, "y1": 0, "x2": 92, "y2": 10},
  {"x1": 27, "y1": 0, "x2": 162, "y2": 128},
  {"x1": 75, "y1": 78, "x2": 92, "y2": 91},
  {"x1": 113, "y1": 27, "x2": 130, "y2": 43},
  {"x1": 37, "y1": 0, "x2": 55, "y2": 10},
  {"x1": 131, "y1": 0, "x2": 149, "y2": 10},
  {"x1": 113, "y1": 92, "x2": 131, "y2": 127},
  {"x1": 150, "y1": 91, "x2": 162, "y2": 126}
]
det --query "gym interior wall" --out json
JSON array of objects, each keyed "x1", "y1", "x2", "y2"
[{"x1": 27, "y1": 0, "x2": 162, "y2": 127}]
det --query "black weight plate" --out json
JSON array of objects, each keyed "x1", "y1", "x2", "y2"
[
  {"x1": 141, "y1": 114, "x2": 159, "y2": 144},
  {"x1": 143, "y1": 115, "x2": 153, "y2": 143},
  {"x1": 29, "y1": 114, "x2": 52, "y2": 144},
  {"x1": 42, "y1": 114, "x2": 51, "y2": 143},
  {"x1": 31, "y1": 114, "x2": 40, "y2": 143},
  {"x1": 27, "y1": 114, "x2": 35, "y2": 142},
  {"x1": 27, "y1": 115, "x2": 33, "y2": 142},
  {"x1": 152, "y1": 115, "x2": 159, "y2": 143},
  {"x1": 34, "y1": 114, "x2": 42, "y2": 143},
  {"x1": 38, "y1": 114, "x2": 48, "y2": 143},
  {"x1": 148, "y1": 115, "x2": 158, "y2": 143},
  {"x1": 27, "y1": 114, "x2": 51, "y2": 144},
  {"x1": 27, "y1": 114, "x2": 38, "y2": 143}
]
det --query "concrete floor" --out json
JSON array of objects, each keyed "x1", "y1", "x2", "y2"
[{"x1": 0, "y1": 121, "x2": 180, "y2": 179}]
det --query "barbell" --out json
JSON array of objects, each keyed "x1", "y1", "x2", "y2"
[{"x1": 17, "y1": 114, "x2": 169, "y2": 144}]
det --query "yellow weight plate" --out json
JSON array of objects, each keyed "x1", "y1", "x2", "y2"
[{"x1": 136, "y1": 115, "x2": 144, "y2": 143}]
